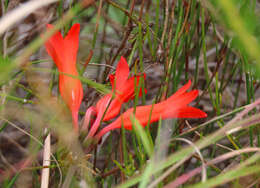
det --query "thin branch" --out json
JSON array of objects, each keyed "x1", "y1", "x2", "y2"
[
  {"x1": 41, "y1": 133, "x2": 51, "y2": 188},
  {"x1": 0, "y1": 117, "x2": 63, "y2": 187}
]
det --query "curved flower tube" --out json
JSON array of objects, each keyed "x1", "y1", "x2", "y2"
[
  {"x1": 45, "y1": 24, "x2": 83, "y2": 131},
  {"x1": 81, "y1": 106, "x2": 97, "y2": 131},
  {"x1": 95, "y1": 80, "x2": 207, "y2": 140},
  {"x1": 85, "y1": 57, "x2": 145, "y2": 138}
]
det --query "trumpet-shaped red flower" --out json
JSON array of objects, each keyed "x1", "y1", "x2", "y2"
[
  {"x1": 45, "y1": 24, "x2": 83, "y2": 131},
  {"x1": 83, "y1": 57, "x2": 145, "y2": 138},
  {"x1": 82, "y1": 57, "x2": 206, "y2": 141},
  {"x1": 95, "y1": 80, "x2": 207, "y2": 140},
  {"x1": 97, "y1": 57, "x2": 145, "y2": 121}
]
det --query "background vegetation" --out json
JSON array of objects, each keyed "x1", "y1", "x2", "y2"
[{"x1": 1, "y1": 0, "x2": 260, "y2": 187}]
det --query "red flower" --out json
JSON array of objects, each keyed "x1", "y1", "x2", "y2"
[
  {"x1": 97, "y1": 57, "x2": 145, "y2": 121},
  {"x1": 83, "y1": 57, "x2": 145, "y2": 138},
  {"x1": 45, "y1": 24, "x2": 83, "y2": 131},
  {"x1": 95, "y1": 80, "x2": 207, "y2": 140}
]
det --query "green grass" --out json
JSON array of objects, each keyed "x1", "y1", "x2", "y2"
[{"x1": 0, "y1": 0, "x2": 260, "y2": 187}]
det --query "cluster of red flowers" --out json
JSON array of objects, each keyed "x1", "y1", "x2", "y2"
[{"x1": 45, "y1": 23, "x2": 207, "y2": 141}]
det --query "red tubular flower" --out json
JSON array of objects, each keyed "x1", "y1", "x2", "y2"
[
  {"x1": 81, "y1": 106, "x2": 96, "y2": 131},
  {"x1": 85, "y1": 57, "x2": 145, "y2": 138},
  {"x1": 45, "y1": 24, "x2": 83, "y2": 131},
  {"x1": 95, "y1": 80, "x2": 207, "y2": 139},
  {"x1": 98, "y1": 57, "x2": 145, "y2": 121}
]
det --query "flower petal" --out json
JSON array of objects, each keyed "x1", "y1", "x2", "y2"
[
  {"x1": 64, "y1": 23, "x2": 80, "y2": 68},
  {"x1": 45, "y1": 23, "x2": 83, "y2": 131},
  {"x1": 45, "y1": 24, "x2": 64, "y2": 71},
  {"x1": 96, "y1": 81, "x2": 206, "y2": 139},
  {"x1": 101, "y1": 74, "x2": 146, "y2": 121},
  {"x1": 59, "y1": 74, "x2": 83, "y2": 131},
  {"x1": 173, "y1": 106, "x2": 207, "y2": 118},
  {"x1": 113, "y1": 56, "x2": 129, "y2": 90}
]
